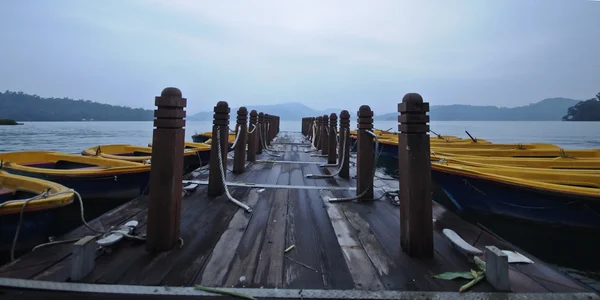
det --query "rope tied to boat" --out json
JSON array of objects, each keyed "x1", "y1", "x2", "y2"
[
  {"x1": 9, "y1": 187, "x2": 148, "y2": 260},
  {"x1": 216, "y1": 125, "x2": 252, "y2": 213},
  {"x1": 328, "y1": 130, "x2": 380, "y2": 203},
  {"x1": 307, "y1": 128, "x2": 347, "y2": 179}
]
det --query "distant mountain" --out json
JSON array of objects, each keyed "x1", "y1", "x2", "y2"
[
  {"x1": 188, "y1": 102, "x2": 342, "y2": 121},
  {"x1": 0, "y1": 91, "x2": 153, "y2": 121},
  {"x1": 377, "y1": 97, "x2": 581, "y2": 121}
]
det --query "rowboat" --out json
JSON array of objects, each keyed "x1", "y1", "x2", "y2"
[
  {"x1": 431, "y1": 147, "x2": 600, "y2": 158},
  {"x1": 431, "y1": 154, "x2": 600, "y2": 171},
  {"x1": 431, "y1": 160, "x2": 600, "y2": 230},
  {"x1": 0, "y1": 151, "x2": 150, "y2": 201},
  {"x1": 0, "y1": 170, "x2": 75, "y2": 251},
  {"x1": 82, "y1": 144, "x2": 207, "y2": 174}
]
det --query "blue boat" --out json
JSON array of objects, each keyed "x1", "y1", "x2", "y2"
[{"x1": 431, "y1": 161, "x2": 600, "y2": 231}]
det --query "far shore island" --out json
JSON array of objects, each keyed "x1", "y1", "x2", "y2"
[{"x1": 0, "y1": 118, "x2": 23, "y2": 125}]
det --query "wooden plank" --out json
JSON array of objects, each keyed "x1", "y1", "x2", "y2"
[
  {"x1": 224, "y1": 189, "x2": 275, "y2": 287},
  {"x1": 304, "y1": 189, "x2": 355, "y2": 290},
  {"x1": 322, "y1": 190, "x2": 406, "y2": 291},
  {"x1": 317, "y1": 190, "x2": 384, "y2": 290},
  {"x1": 197, "y1": 189, "x2": 261, "y2": 287},
  {"x1": 282, "y1": 189, "x2": 325, "y2": 289},
  {"x1": 252, "y1": 189, "x2": 288, "y2": 288},
  {"x1": 348, "y1": 200, "x2": 468, "y2": 291},
  {"x1": 114, "y1": 188, "x2": 247, "y2": 285}
]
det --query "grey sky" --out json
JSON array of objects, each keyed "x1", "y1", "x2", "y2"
[{"x1": 1, "y1": 0, "x2": 599, "y2": 115}]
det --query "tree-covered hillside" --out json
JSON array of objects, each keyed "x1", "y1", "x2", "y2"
[
  {"x1": 0, "y1": 91, "x2": 153, "y2": 121},
  {"x1": 562, "y1": 93, "x2": 600, "y2": 121}
]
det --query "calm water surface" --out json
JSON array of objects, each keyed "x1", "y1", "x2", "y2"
[{"x1": 1, "y1": 120, "x2": 599, "y2": 153}]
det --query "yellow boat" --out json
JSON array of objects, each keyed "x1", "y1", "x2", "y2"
[
  {"x1": 1, "y1": 170, "x2": 75, "y2": 251},
  {"x1": 82, "y1": 144, "x2": 207, "y2": 174},
  {"x1": 0, "y1": 151, "x2": 150, "y2": 200},
  {"x1": 431, "y1": 154, "x2": 600, "y2": 170},
  {"x1": 430, "y1": 160, "x2": 600, "y2": 230},
  {"x1": 431, "y1": 148, "x2": 600, "y2": 158}
]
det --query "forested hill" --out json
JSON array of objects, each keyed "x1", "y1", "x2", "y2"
[{"x1": 0, "y1": 91, "x2": 153, "y2": 121}]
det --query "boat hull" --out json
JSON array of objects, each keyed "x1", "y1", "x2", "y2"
[
  {"x1": 431, "y1": 170, "x2": 600, "y2": 231},
  {"x1": 0, "y1": 207, "x2": 61, "y2": 252},
  {"x1": 2, "y1": 169, "x2": 150, "y2": 201}
]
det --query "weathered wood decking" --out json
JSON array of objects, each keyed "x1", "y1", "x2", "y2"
[{"x1": 0, "y1": 131, "x2": 593, "y2": 298}]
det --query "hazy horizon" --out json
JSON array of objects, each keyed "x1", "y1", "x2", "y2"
[{"x1": 1, "y1": 0, "x2": 599, "y2": 115}]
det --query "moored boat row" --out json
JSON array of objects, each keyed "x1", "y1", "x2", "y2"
[
  {"x1": 0, "y1": 139, "x2": 216, "y2": 254},
  {"x1": 349, "y1": 128, "x2": 600, "y2": 231}
]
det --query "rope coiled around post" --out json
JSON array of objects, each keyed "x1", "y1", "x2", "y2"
[
  {"x1": 259, "y1": 123, "x2": 282, "y2": 157},
  {"x1": 216, "y1": 126, "x2": 253, "y2": 213},
  {"x1": 328, "y1": 130, "x2": 380, "y2": 203},
  {"x1": 307, "y1": 128, "x2": 347, "y2": 179}
]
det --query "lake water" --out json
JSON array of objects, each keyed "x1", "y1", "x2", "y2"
[
  {"x1": 1, "y1": 120, "x2": 599, "y2": 290},
  {"x1": 1, "y1": 120, "x2": 599, "y2": 153}
]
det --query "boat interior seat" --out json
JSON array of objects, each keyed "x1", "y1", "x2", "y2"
[{"x1": 0, "y1": 188, "x2": 14, "y2": 197}]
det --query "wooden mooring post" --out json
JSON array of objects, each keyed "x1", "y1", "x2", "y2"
[
  {"x1": 356, "y1": 105, "x2": 374, "y2": 200},
  {"x1": 311, "y1": 117, "x2": 315, "y2": 142},
  {"x1": 321, "y1": 114, "x2": 329, "y2": 155},
  {"x1": 233, "y1": 107, "x2": 248, "y2": 174},
  {"x1": 328, "y1": 113, "x2": 337, "y2": 164},
  {"x1": 398, "y1": 93, "x2": 433, "y2": 258},
  {"x1": 247, "y1": 110, "x2": 258, "y2": 162},
  {"x1": 146, "y1": 87, "x2": 186, "y2": 252},
  {"x1": 208, "y1": 101, "x2": 230, "y2": 197},
  {"x1": 315, "y1": 116, "x2": 322, "y2": 151},
  {"x1": 339, "y1": 110, "x2": 350, "y2": 178},
  {"x1": 308, "y1": 117, "x2": 314, "y2": 142},
  {"x1": 265, "y1": 114, "x2": 271, "y2": 146},
  {"x1": 257, "y1": 112, "x2": 264, "y2": 154}
]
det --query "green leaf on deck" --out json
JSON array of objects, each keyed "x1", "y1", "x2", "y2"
[{"x1": 433, "y1": 272, "x2": 475, "y2": 280}]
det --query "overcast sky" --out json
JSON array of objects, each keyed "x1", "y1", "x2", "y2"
[{"x1": 1, "y1": 0, "x2": 599, "y2": 114}]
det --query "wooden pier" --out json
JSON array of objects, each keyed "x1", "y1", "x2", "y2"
[{"x1": 0, "y1": 89, "x2": 596, "y2": 299}]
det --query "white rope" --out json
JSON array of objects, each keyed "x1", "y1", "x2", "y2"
[
  {"x1": 229, "y1": 128, "x2": 241, "y2": 150},
  {"x1": 4, "y1": 189, "x2": 107, "y2": 261},
  {"x1": 216, "y1": 126, "x2": 252, "y2": 213},
  {"x1": 259, "y1": 123, "x2": 282, "y2": 157},
  {"x1": 247, "y1": 123, "x2": 256, "y2": 134},
  {"x1": 328, "y1": 130, "x2": 380, "y2": 202},
  {"x1": 307, "y1": 128, "x2": 347, "y2": 179}
]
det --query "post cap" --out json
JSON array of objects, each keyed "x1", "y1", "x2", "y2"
[
  {"x1": 161, "y1": 87, "x2": 182, "y2": 98},
  {"x1": 250, "y1": 110, "x2": 258, "y2": 116},
  {"x1": 330, "y1": 113, "x2": 337, "y2": 119},
  {"x1": 340, "y1": 110, "x2": 350, "y2": 118},
  {"x1": 238, "y1": 106, "x2": 248, "y2": 114}
]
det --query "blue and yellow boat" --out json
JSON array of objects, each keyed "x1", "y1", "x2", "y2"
[
  {"x1": 82, "y1": 144, "x2": 209, "y2": 174},
  {"x1": 0, "y1": 170, "x2": 75, "y2": 251},
  {"x1": 0, "y1": 151, "x2": 150, "y2": 201},
  {"x1": 431, "y1": 157, "x2": 600, "y2": 231}
]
